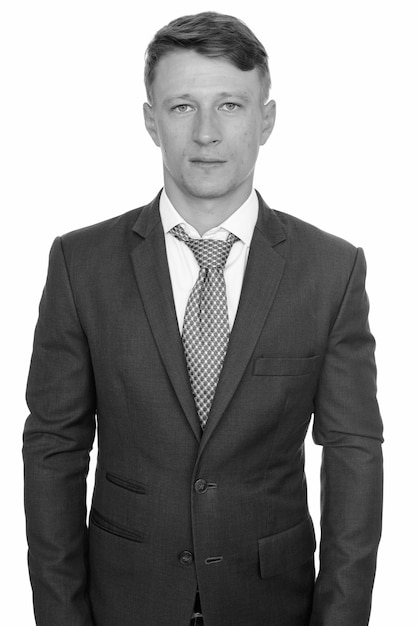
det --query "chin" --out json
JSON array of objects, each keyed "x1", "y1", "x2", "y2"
[{"x1": 183, "y1": 181, "x2": 237, "y2": 201}]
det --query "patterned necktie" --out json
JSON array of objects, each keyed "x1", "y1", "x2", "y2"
[{"x1": 170, "y1": 224, "x2": 239, "y2": 428}]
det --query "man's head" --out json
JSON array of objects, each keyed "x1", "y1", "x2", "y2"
[
  {"x1": 144, "y1": 12, "x2": 271, "y2": 105},
  {"x1": 143, "y1": 12, "x2": 276, "y2": 225}
]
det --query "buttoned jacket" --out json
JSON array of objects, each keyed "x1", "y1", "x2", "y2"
[{"x1": 23, "y1": 192, "x2": 383, "y2": 625}]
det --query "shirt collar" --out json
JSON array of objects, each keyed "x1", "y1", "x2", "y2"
[{"x1": 159, "y1": 188, "x2": 258, "y2": 248}]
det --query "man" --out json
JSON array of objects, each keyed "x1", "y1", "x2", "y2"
[{"x1": 23, "y1": 11, "x2": 383, "y2": 626}]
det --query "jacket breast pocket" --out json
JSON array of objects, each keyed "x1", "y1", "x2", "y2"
[
  {"x1": 253, "y1": 355, "x2": 321, "y2": 377},
  {"x1": 258, "y1": 516, "x2": 316, "y2": 579}
]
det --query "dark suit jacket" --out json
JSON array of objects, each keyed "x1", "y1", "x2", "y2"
[{"x1": 23, "y1": 192, "x2": 383, "y2": 626}]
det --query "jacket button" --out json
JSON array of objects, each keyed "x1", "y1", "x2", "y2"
[
  {"x1": 194, "y1": 479, "x2": 208, "y2": 494},
  {"x1": 179, "y1": 550, "x2": 194, "y2": 566}
]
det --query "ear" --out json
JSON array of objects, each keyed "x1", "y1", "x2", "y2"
[
  {"x1": 143, "y1": 102, "x2": 161, "y2": 147},
  {"x1": 260, "y1": 99, "x2": 276, "y2": 146}
]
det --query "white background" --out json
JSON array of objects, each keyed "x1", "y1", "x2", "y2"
[{"x1": 1, "y1": 1, "x2": 417, "y2": 623}]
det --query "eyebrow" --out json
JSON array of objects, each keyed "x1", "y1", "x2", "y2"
[
  {"x1": 218, "y1": 91, "x2": 251, "y2": 102},
  {"x1": 165, "y1": 91, "x2": 251, "y2": 103}
]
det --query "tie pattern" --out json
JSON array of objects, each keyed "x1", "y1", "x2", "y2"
[{"x1": 170, "y1": 224, "x2": 239, "y2": 428}]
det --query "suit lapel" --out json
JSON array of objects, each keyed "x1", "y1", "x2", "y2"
[
  {"x1": 129, "y1": 194, "x2": 287, "y2": 445},
  {"x1": 130, "y1": 195, "x2": 201, "y2": 441},
  {"x1": 201, "y1": 196, "x2": 287, "y2": 446}
]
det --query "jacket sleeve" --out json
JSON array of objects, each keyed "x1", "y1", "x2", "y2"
[
  {"x1": 23, "y1": 237, "x2": 96, "y2": 626},
  {"x1": 310, "y1": 248, "x2": 383, "y2": 625}
]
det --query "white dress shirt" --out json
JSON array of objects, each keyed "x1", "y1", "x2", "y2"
[{"x1": 159, "y1": 189, "x2": 259, "y2": 332}]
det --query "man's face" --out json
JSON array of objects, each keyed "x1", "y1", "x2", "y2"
[{"x1": 144, "y1": 50, "x2": 275, "y2": 209}]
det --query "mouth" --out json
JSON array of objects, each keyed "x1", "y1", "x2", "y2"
[{"x1": 189, "y1": 158, "x2": 227, "y2": 166}]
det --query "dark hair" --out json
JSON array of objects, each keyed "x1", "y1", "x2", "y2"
[{"x1": 144, "y1": 11, "x2": 271, "y2": 102}]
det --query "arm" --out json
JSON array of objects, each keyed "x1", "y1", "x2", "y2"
[
  {"x1": 23, "y1": 237, "x2": 96, "y2": 625},
  {"x1": 310, "y1": 248, "x2": 383, "y2": 625}
]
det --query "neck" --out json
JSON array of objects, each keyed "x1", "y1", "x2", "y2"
[
  {"x1": 165, "y1": 187, "x2": 252, "y2": 236},
  {"x1": 175, "y1": 202, "x2": 235, "y2": 236}
]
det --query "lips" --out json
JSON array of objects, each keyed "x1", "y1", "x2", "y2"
[{"x1": 189, "y1": 157, "x2": 227, "y2": 164}]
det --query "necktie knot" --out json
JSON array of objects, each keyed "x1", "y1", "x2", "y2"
[{"x1": 170, "y1": 224, "x2": 239, "y2": 270}]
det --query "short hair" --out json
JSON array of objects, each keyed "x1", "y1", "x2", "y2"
[{"x1": 144, "y1": 11, "x2": 271, "y2": 103}]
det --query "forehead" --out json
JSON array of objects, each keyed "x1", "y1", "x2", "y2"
[{"x1": 151, "y1": 49, "x2": 264, "y2": 102}]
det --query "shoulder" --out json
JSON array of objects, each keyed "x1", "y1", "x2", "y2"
[
  {"x1": 61, "y1": 207, "x2": 142, "y2": 249},
  {"x1": 275, "y1": 209, "x2": 358, "y2": 260},
  {"x1": 256, "y1": 194, "x2": 364, "y2": 287},
  {"x1": 58, "y1": 194, "x2": 161, "y2": 261},
  {"x1": 256, "y1": 191, "x2": 359, "y2": 268}
]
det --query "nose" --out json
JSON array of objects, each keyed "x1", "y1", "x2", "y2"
[{"x1": 192, "y1": 109, "x2": 221, "y2": 146}]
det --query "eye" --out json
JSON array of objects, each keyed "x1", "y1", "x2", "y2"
[
  {"x1": 173, "y1": 104, "x2": 193, "y2": 113},
  {"x1": 220, "y1": 102, "x2": 240, "y2": 112}
]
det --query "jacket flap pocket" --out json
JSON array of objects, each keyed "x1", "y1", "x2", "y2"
[
  {"x1": 258, "y1": 516, "x2": 316, "y2": 579},
  {"x1": 254, "y1": 355, "x2": 320, "y2": 376},
  {"x1": 90, "y1": 508, "x2": 144, "y2": 543},
  {"x1": 106, "y1": 471, "x2": 147, "y2": 494}
]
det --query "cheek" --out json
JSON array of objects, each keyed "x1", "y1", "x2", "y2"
[
  {"x1": 229, "y1": 129, "x2": 252, "y2": 158},
  {"x1": 238, "y1": 134, "x2": 260, "y2": 165},
  {"x1": 235, "y1": 121, "x2": 260, "y2": 149},
  {"x1": 159, "y1": 131, "x2": 183, "y2": 158}
]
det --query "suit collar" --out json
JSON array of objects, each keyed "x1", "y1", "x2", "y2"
[
  {"x1": 253, "y1": 190, "x2": 287, "y2": 247},
  {"x1": 131, "y1": 189, "x2": 287, "y2": 243},
  {"x1": 131, "y1": 190, "x2": 163, "y2": 239}
]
